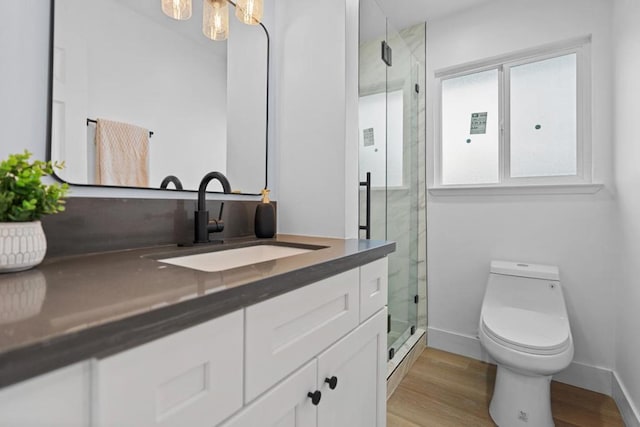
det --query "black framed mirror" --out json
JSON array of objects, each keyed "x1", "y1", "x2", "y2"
[{"x1": 47, "y1": 0, "x2": 269, "y2": 195}]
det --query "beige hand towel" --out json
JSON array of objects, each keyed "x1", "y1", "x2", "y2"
[{"x1": 95, "y1": 118, "x2": 149, "y2": 187}]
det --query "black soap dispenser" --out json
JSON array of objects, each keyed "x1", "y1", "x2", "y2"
[{"x1": 255, "y1": 188, "x2": 275, "y2": 238}]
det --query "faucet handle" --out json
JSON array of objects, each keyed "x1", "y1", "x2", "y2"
[{"x1": 206, "y1": 202, "x2": 224, "y2": 233}]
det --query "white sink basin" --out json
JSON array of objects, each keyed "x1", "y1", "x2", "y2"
[{"x1": 158, "y1": 245, "x2": 313, "y2": 272}]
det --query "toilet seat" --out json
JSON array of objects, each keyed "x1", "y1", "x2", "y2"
[{"x1": 481, "y1": 306, "x2": 571, "y2": 355}]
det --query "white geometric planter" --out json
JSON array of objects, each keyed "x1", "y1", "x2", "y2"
[{"x1": 0, "y1": 221, "x2": 47, "y2": 273}]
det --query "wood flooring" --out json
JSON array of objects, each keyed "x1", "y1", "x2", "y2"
[{"x1": 387, "y1": 348, "x2": 624, "y2": 427}]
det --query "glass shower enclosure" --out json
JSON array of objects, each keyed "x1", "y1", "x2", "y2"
[{"x1": 359, "y1": 0, "x2": 421, "y2": 360}]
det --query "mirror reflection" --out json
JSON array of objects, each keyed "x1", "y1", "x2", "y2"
[{"x1": 49, "y1": 0, "x2": 269, "y2": 194}]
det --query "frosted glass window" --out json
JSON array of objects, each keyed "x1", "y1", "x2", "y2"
[
  {"x1": 441, "y1": 69, "x2": 499, "y2": 185},
  {"x1": 510, "y1": 54, "x2": 577, "y2": 178},
  {"x1": 436, "y1": 40, "x2": 590, "y2": 189}
]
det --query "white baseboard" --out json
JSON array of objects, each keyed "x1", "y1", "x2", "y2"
[
  {"x1": 613, "y1": 371, "x2": 640, "y2": 427},
  {"x1": 427, "y1": 326, "x2": 611, "y2": 395},
  {"x1": 427, "y1": 326, "x2": 492, "y2": 363},
  {"x1": 553, "y1": 360, "x2": 612, "y2": 396}
]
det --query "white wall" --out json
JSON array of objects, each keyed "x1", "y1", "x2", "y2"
[
  {"x1": 426, "y1": 0, "x2": 617, "y2": 390},
  {"x1": 613, "y1": 0, "x2": 640, "y2": 421},
  {"x1": 274, "y1": 0, "x2": 359, "y2": 238}
]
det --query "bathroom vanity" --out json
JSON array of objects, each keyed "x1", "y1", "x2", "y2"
[{"x1": 0, "y1": 235, "x2": 393, "y2": 426}]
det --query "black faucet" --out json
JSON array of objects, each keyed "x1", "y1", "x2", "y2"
[
  {"x1": 160, "y1": 175, "x2": 184, "y2": 190},
  {"x1": 195, "y1": 171, "x2": 232, "y2": 244}
]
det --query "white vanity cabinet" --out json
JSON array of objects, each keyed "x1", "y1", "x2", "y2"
[
  {"x1": 94, "y1": 310, "x2": 244, "y2": 427},
  {"x1": 220, "y1": 309, "x2": 387, "y2": 427},
  {"x1": 222, "y1": 258, "x2": 388, "y2": 427}
]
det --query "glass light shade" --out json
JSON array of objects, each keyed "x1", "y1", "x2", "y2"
[
  {"x1": 162, "y1": 0, "x2": 192, "y2": 20},
  {"x1": 235, "y1": 0, "x2": 263, "y2": 25},
  {"x1": 203, "y1": 0, "x2": 229, "y2": 41}
]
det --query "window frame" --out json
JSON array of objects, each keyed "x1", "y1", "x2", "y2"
[{"x1": 433, "y1": 36, "x2": 592, "y2": 190}]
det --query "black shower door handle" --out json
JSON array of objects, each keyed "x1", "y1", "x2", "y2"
[{"x1": 359, "y1": 172, "x2": 371, "y2": 239}]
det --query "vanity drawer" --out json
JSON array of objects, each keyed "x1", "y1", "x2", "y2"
[
  {"x1": 359, "y1": 258, "x2": 388, "y2": 322},
  {"x1": 244, "y1": 269, "x2": 359, "y2": 402},
  {"x1": 94, "y1": 310, "x2": 243, "y2": 427},
  {"x1": 0, "y1": 362, "x2": 91, "y2": 427}
]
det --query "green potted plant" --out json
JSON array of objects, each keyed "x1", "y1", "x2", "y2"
[{"x1": 0, "y1": 151, "x2": 68, "y2": 273}]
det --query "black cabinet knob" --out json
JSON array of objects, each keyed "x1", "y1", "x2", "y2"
[
  {"x1": 324, "y1": 376, "x2": 338, "y2": 390},
  {"x1": 307, "y1": 390, "x2": 322, "y2": 406}
]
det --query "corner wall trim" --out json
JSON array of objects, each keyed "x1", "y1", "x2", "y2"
[
  {"x1": 613, "y1": 371, "x2": 640, "y2": 427},
  {"x1": 427, "y1": 326, "x2": 612, "y2": 396}
]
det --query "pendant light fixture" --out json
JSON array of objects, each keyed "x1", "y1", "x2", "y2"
[
  {"x1": 161, "y1": 0, "x2": 193, "y2": 20},
  {"x1": 162, "y1": 0, "x2": 263, "y2": 40},
  {"x1": 235, "y1": 0, "x2": 263, "y2": 25},
  {"x1": 203, "y1": 0, "x2": 229, "y2": 41}
]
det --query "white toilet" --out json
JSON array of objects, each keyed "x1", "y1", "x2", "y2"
[{"x1": 479, "y1": 261, "x2": 574, "y2": 427}]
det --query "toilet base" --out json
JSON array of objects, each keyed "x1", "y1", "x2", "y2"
[{"x1": 489, "y1": 365, "x2": 554, "y2": 427}]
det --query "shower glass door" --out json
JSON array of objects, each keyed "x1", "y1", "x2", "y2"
[
  {"x1": 384, "y1": 21, "x2": 419, "y2": 358},
  {"x1": 359, "y1": 0, "x2": 420, "y2": 361}
]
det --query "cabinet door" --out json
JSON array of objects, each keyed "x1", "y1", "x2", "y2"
[
  {"x1": 219, "y1": 360, "x2": 317, "y2": 427},
  {"x1": 0, "y1": 362, "x2": 91, "y2": 427},
  {"x1": 94, "y1": 310, "x2": 243, "y2": 427},
  {"x1": 245, "y1": 269, "x2": 359, "y2": 402},
  {"x1": 317, "y1": 308, "x2": 387, "y2": 427},
  {"x1": 359, "y1": 258, "x2": 388, "y2": 322}
]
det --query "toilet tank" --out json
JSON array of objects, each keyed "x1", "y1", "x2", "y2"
[
  {"x1": 490, "y1": 261, "x2": 559, "y2": 281},
  {"x1": 485, "y1": 261, "x2": 565, "y2": 317}
]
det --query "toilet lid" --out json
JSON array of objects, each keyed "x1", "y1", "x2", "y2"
[{"x1": 482, "y1": 306, "x2": 570, "y2": 353}]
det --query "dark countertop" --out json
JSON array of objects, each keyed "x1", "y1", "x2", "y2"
[{"x1": 0, "y1": 235, "x2": 394, "y2": 388}]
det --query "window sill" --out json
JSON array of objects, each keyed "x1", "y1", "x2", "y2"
[{"x1": 428, "y1": 183, "x2": 604, "y2": 197}]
